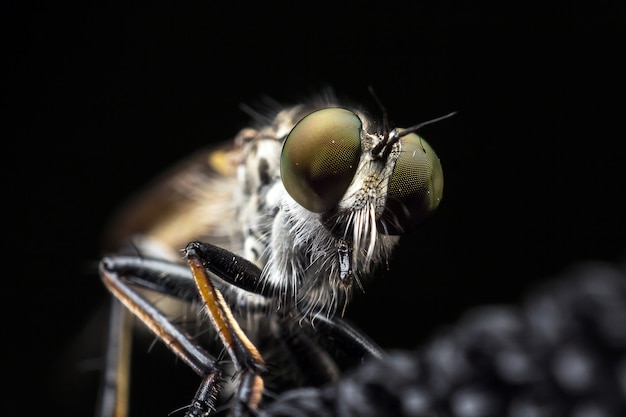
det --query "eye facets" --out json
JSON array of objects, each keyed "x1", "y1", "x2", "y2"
[
  {"x1": 380, "y1": 133, "x2": 443, "y2": 235},
  {"x1": 281, "y1": 108, "x2": 362, "y2": 213}
]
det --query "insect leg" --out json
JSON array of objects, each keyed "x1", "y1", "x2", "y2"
[
  {"x1": 183, "y1": 241, "x2": 386, "y2": 364},
  {"x1": 181, "y1": 240, "x2": 266, "y2": 295},
  {"x1": 305, "y1": 314, "x2": 387, "y2": 361},
  {"x1": 185, "y1": 241, "x2": 267, "y2": 416},
  {"x1": 99, "y1": 257, "x2": 223, "y2": 417},
  {"x1": 96, "y1": 297, "x2": 132, "y2": 417}
]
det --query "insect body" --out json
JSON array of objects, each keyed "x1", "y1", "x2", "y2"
[{"x1": 98, "y1": 94, "x2": 449, "y2": 417}]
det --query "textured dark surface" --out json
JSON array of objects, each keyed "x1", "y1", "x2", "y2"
[{"x1": 260, "y1": 261, "x2": 626, "y2": 417}]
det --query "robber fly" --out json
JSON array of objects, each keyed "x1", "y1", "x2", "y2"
[{"x1": 98, "y1": 90, "x2": 452, "y2": 417}]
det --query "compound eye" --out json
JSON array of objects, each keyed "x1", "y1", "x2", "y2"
[
  {"x1": 281, "y1": 108, "x2": 362, "y2": 213},
  {"x1": 379, "y1": 132, "x2": 443, "y2": 235}
]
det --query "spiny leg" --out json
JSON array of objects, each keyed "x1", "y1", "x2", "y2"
[
  {"x1": 183, "y1": 242, "x2": 386, "y2": 386},
  {"x1": 100, "y1": 242, "x2": 386, "y2": 415},
  {"x1": 183, "y1": 241, "x2": 386, "y2": 363},
  {"x1": 100, "y1": 258, "x2": 223, "y2": 417},
  {"x1": 181, "y1": 241, "x2": 362, "y2": 395},
  {"x1": 185, "y1": 241, "x2": 267, "y2": 416}
]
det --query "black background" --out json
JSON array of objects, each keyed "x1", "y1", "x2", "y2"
[{"x1": 6, "y1": 3, "x2": 625, "y2": 416}]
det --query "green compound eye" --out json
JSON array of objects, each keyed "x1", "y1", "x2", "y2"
[
  {"x1": 379, "y1": 132, "x2": 443, "y2": 235},
  {"x1": 281, "y1": 108, "x2": 362, "y2": 213}
]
